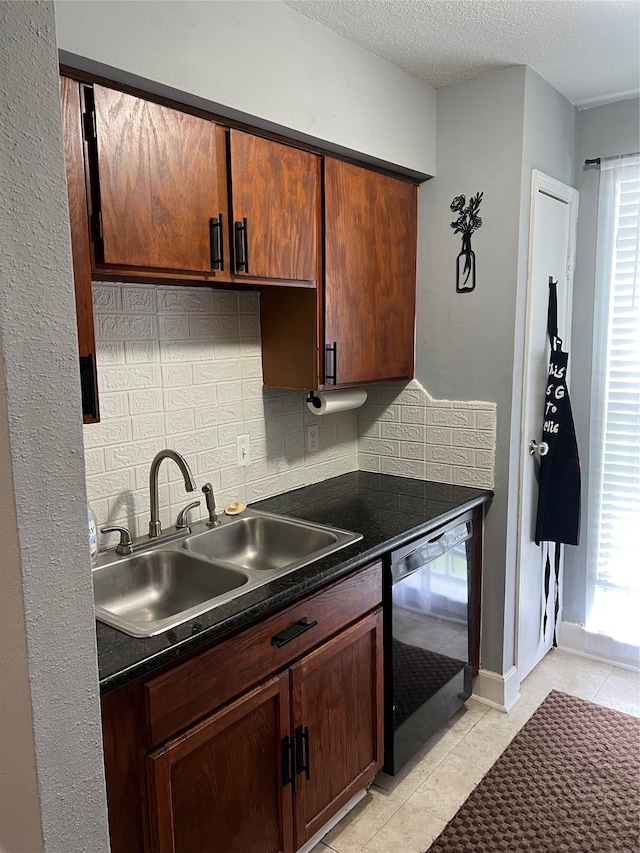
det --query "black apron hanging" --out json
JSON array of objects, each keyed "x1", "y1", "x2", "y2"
[{"x1": 534, "y1": 278, "x2": 581, "y2": 645}]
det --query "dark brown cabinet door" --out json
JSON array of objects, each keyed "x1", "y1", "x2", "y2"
[
  {"x1": 93, "y1": 85, "x2": 229, "y2": 275},
  {"x1": 290, "y1": 610, "x2": 384, "y2": 849},
  {"x1": 147, "y1": 672, "x2": 294, "y2": 853},
  {"x1": 230, "y1": 130, "x2": 320, "y2": 282},
  {"x1": 324, "y1": 158, "x2": 418, "y2": 386},
  {"x1": 60, "y1": 75, "x2": 100, "y2": 423}
]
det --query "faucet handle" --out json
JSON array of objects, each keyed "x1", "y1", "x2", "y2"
[
  {"x1": 176, "y1": 500, "x2": 200, "y2": 531},
  {"x1": 101, "y1": 526, "x2": 133, "y2": 556}
]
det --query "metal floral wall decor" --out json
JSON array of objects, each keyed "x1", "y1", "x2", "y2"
[{"x1": 450, "y1": 192, "x2": 483, "y2": 293}]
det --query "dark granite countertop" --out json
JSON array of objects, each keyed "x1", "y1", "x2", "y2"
[{"x1": 97, "y1": 471, "x2": 492, "y2": 694}]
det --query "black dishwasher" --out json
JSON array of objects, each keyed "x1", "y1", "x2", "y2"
[{"x1": 383, "y1": 510, "x2": 474, "y2": 774}]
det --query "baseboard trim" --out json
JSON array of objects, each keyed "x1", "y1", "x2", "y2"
[
  {"x1": 297, "y1": 788, "x2": 366, "y2": 853},
  {"x1": 558, "y1": 621, "x2": 640, "y2": 672},
  {"x1": 472, "y1": 665, "x2": 521, "y2": 712}
]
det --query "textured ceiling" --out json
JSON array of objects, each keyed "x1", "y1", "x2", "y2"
[{"x1": 285, "y1": 0, "x2": 640, "y2": 108}]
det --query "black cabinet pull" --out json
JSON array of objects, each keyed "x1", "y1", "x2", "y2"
[
  {"x1": 79, "y1": 353, "x2": 98, "y2": 420},
  {"x1": 271, "y1": 617, "x2": 318, "y2": 649},
  {"x1": 295, "y1": 725, "x2": 311, "y2": 781},
  {"x1": 209, "y1": 214, "x2": 224, "y2": 270},
  {"x1": 325, "y1": 341, "x2": 337, "y2": 385},
  {"x1": 281, "y1": 735, "x2": 297, "y2": 793},
  {"x1": 234, "y1": 217, "x2": 249, "y2": 272}
]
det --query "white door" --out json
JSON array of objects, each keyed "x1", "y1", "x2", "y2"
[{"x1": 516, "y1": 171, "x2": 578, "y2": 682}]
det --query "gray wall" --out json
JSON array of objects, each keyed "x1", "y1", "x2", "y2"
[
  {"x1": 416, "y1": 67, "x2": 577, "y2": 675},
  {"x1": 54, "y1": 0, "x2": 436, "y2": 178},
  {"x1": 0, "y1": 2, "x2": 110, "y2": 851},
  {"x1": 563, "y1": 97, "x2": 640, "y2": 624}
]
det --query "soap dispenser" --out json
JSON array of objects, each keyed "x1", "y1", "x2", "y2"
[{"x1": 88, "y1": 502, "x2": 98, "y2": 565}]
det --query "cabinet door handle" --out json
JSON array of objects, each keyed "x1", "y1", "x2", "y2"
[
  {"x1": 281, "y1": 735, "x2": 297, "y2": 793},
  {"x1": 234, "y1": 217, "x2": 249, "y2": 272},
  {"x1": 209, "y1": 214, "x2": 224, "y2": 270},
  {"x1": 325, "y1": 341, "x2": 337, "y2": 385},
  {"x1": 295, "y1": 725, "x2": 311, "y2": 781},
  {"x1": 79, "y1": 353, "x2": 99, "y2": 420},
  {"x1": 271, "y1": 617, "x2": 318, "y2": 648}
]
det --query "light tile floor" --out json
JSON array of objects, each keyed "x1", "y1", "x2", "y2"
[{"x1": 311, "y1": 649, "x2": 640, "y2": 853}]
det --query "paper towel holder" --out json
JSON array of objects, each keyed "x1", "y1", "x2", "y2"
[{"x1": 306, "y1": 391, "x2": 323, "y2": 409}]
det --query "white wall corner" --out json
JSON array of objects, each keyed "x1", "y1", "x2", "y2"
[{"x1": 472, "y1": 665, "x2": 521, "y2": 712}]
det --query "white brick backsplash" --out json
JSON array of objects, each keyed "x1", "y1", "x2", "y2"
[
  {"x1": 381, "y1": 457, "x2": 425, "y2": 478},
  {"x1": 158, "y1": 314, "x2": 190, "y2": 340},
  {"x1": 216, "y1": 381, "x2": 243, "y2": 404},
  {"x1": 95, "y1": 341, "x2": 125, "y2": 365},
  {"x1": 158, "y1": 287, "x2": 212, "y2": 313},
  {"x1": 238, "y1": 292, "x2": 260, "y2": 313},
  {"x1": 131, "y1": 414, "x2": 164, "y2": 441},
  {"x1": 426, "y1": 462, "x2": 454, "y2": 483},
  {"x1": 401, "y1": 405, "x2": 427, "y2": 424},
  {"x1": 83, "y1": 418, "x2": 131, "y2": 449},
  {"x1": 426, "y1": 446, "x2": 475, "y2": 466},
  {"x1": 400, "y1": 442, "x2": 426, "y2": 461},
  {"x1": 164, "y1": 385, "x2": 217, "y2": 411},
  {"x1": 99, "y1": 391, "x2": 128, "y2": 420},
  {"x1": 357, "y1": 379, "x2": 495, "y2": 489},
  {"x1": 160, "y1": 340, "x2": 214, "y2": 363},
  {"x1": 242, "y1": 379, "x2": 264, "y2": 400},
  {"x1": 427, "y1": 408, "x2": 476, "y2": 427},
  {"x1": 128, "y1": 389, "x2": 163, "y2": 414},
  {"x1": 211, "y1": 292, "x2": 239, "y2": 314},
  {"x1": 122, "y1": 286, "x2": 157, "y2": 314},
  {"x1": 162, "y1": 364, "x2": 192, "y2": 387},
  {"x1": 452, "y1": 428, "x2": 494, "y2": 449},
  {"x1": 475, "y1": 449, "x2": 494, "y2": 469},
  {"x1": 476, "y1": 410, "x2": 497, "y2": 430},
  {"x1": 95, "y1": 313, "x2": 156, "y2": 340},
  {"x1": 238, "y1": 314, "x2": 261, "y2": 338},
  {"x1": 190, "y1": 314, "x2": 238, "y2": 338},
  {"x1": 101, "y1": 364, "x2": 160, "y2": 392},
  {"x1": 427, "y1": 426, "x2": 453, "y2": 446},
  {"x1": 85, "y1": 283, "x2": 356, "y2": 543},
  {"x1": 193, "y1": 361, "x2": 242, "y2": 384},
  {"x1": 241, "y1": 357, "x2": 263, "y2": 378},
  {"x1": 93, "y1": 283, "x2": 121, "y2": 312},
  {"x1": 381, "y1": 423, "x2": 426, "y2": 442},
  {"x1": 164, "y1": 410, "x2": 196, "y2": 435},
  {"x1": 125, "y1": 340, "x2": 160, "y2": 364},
  {"x1": 84, "y1": 448, "x2": 105, "y2": 476}
]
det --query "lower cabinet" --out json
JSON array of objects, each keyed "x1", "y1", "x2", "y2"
[{"x1": 101, "y1": 562, "x2": 383, "y2": 853}]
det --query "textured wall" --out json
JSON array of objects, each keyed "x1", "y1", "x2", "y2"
[
  {"x1": 86, "y1": 282, "x2": 357, "y2": 549},
  {"x1": 358, "y1": 380, "x2": 496, "y2": 489},
  {"x1": 0, "y1": 2, "x2": 109, "y2": 851},
  {"x1": 54, "y1": 0, "x2": 436, "y2": 177}
]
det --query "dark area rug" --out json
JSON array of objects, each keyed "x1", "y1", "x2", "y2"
[{"x1": 426, "y1": 690, "x2": 640, "y2": 852}]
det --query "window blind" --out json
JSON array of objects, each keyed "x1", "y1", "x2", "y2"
[{"x1": 595, "y1": 167, "x2": 640, "y2": 596}]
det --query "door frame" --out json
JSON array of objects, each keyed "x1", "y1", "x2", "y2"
[{"x1": 515, "y1": 170, "x2": 579, "y2": 682}]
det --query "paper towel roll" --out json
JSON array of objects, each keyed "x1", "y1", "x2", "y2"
[{"x1": 306, "y1": 388, "x2": 368, "y2": 415}]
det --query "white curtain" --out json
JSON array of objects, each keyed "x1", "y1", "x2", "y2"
[{"x1": 586, "y1": 153, "x2": 640, "y2": 654}]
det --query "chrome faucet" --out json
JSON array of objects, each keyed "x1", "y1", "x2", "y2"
[{"x1": 149, "y1": 449, "x2": 197, "y2": 538}]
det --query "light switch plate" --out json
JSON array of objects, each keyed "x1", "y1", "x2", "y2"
[{"x1": 236, "y1": 434, "x2": 250, "y2": 466}]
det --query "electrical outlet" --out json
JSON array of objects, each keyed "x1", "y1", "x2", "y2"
[
  {"x1": 236, "y1": 434, "x2": 250, "y2": 467},
  {"x1": 306, "y1": 425, "x2": 319, "y2": 453}
]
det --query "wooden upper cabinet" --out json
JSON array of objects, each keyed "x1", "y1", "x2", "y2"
[
  {"x1": 60, "y1": 75, "x2": 100, "y2": 423},
  {"x1": 229, "y1": 130, "x2": 320, "y2": 283},
  {"x1": 324, "y1": 158, "x2": 418, "y2": 386},
  {"x1": 92, "y1": 85, "x2": 229, "y2": 276}
]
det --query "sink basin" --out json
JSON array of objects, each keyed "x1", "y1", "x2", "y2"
[
  {"x1": 93, "y1": 549, "x2": 249, "y2": 637},
  {"x1": 94, "y1": 510, "x2": 361, "y2": 638},
  {"x1": 184, "y1": 511, "x2": 361, "y2": 574}
]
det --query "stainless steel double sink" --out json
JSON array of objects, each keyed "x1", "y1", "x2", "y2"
[{"x1": 93, "y1": 509, "x2": 361, "y2": 638}]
